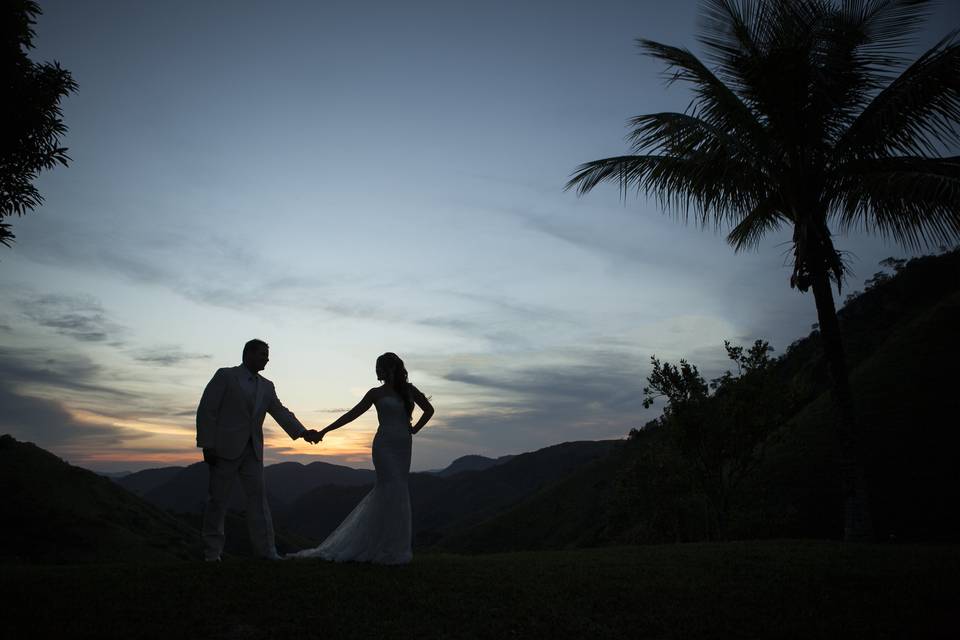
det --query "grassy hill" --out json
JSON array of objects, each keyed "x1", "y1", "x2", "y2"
[
  {"x1": 0, "y1": 541, "x2": 956, "y2": 639},
  {"x1": 0, "y1": 435, "x2": 200, "y2": 564}
]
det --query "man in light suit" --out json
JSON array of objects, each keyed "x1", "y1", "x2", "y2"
[{"x1": 196, "y1": 338, "x2": 320, "y2": 561}]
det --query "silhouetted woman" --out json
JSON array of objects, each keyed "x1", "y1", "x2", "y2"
[{"x1": 287, "y1": 352, "x2": 433, "y2": 564}]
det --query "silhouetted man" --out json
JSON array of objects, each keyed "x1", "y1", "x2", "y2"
[{"x1": 196, "y1": 338, "x2": 318, "y2": 561}]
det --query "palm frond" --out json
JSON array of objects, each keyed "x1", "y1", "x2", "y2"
[
  {"x1": 0, "y1": 221, "x2": 14, "y2": 248},
  {"x1": 838, "y1": 31, "x2": 960, "y2": 157},
  {"x1": 697, "y1": 1, "x2": 828, "y2": 78},
  {"x1": 626, "y1": 112, "x2": 761, "y2": 166},
  {"x1": 565, "y1": 153, "x2": 767, "y2": 232},
  {"x1": 695, "y1": 1, "x2": 825, "y2": 149},
  {"x1": 636, "y1": 40, "x2": 770, "y2": 159},
  {"x1": 837, "y1": 0, "x2": 934, "y2": 73},
  {"x1": 726, "y1": 196, "x2": 787, "y2": 251},
  {"x1": 834, "y1": 155, "x2": 960, "y2": 249},
  {"x1": 697, "y1": 0, "x2": 769, "y2": 83},
  {"x1": 809, "y1": 1, "x2": 932, "y2": 140}
]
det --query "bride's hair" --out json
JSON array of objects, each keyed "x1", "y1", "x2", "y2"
[{"x1": 376, "y1": 352, "x2": 414, "y2": 419}]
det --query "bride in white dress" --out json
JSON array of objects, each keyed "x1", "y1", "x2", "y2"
[{"x1": 287, "y1": 352, "x2": 433, "y2": 565}]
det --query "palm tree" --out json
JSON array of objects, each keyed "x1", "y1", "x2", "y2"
[{"x1": 567, "y1": 0, "x2": 960, "y2": 541}]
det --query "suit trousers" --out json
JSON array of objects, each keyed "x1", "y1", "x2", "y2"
[{"x1": 201, "y1": 439, "x2": 277, "y2": 560}]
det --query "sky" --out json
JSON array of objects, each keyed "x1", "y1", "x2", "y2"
[{"x1": 2, "y1": 0, "x2": 958, "y2": 472}]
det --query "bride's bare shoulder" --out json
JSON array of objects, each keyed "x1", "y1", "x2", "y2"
[{"x1": 408, "y1": 383, "x2": 427, "y2": 399}]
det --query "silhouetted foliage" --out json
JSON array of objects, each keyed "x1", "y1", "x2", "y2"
[
  {"x1": 568, "y1": 0, "x2": 960, "y2": 540},
  {"x1": 1, "y1": 0, "x2": 76, "y2": 248},
  {"x1": 639, "y1": 340, "x2": 791, "y2": 538},
  {"x1": 843, "y1": 256, "x2": 907, "y2": 305},
  {"x1": 615, "y1": 421, "x2": 702, "y2": 543}
]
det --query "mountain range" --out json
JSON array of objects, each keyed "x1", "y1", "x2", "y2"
[
  {"x1": 2, "y1": 431, "x2": 618, "y2": 563},
  {"x1": 114, "y1": 441, "x2": 617, "y2": 548},
  {"x1": 5, "y1": 249, "x2": 959, "y2": 563}
]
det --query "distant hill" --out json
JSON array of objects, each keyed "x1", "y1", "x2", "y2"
[
  {"x1": 0, "y1": 435, "x2": 200, "y2": 564},
  {"x1": 437, "y1": 250, "x2": 960, "y2": 551},
  {"x1": 432, "y1": 454, "x2": 515, "y2": 477},
  {"x1": 113, "y1": 441, "x2": 615, "y2": 550},
  {"x1": 116, "y1": 460, "x2": 375, "y2": 515},
  {"x1": 96, "y1": 470, "x2": 133, "y2": 479},
  {"x1": 264, "y1": 461, "x2": 375, "y2": 506},
  {"x1": 115, "y1": 465, "x2": 185, "y2": 496},
  {"x1": 435, "y1": 448, "x2": 625, "y2": 553},
  {"x1": 283, "y1": 440, "x2": 619, "y2": 545}
]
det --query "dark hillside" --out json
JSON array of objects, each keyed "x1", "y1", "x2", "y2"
[{"x1": 0, "y1": 435, "x2": 199, "y2": 564}]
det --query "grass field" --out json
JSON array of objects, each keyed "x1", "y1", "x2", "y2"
[{"x1": 2, "y1": 541, "x2": 957, "y2": 639}]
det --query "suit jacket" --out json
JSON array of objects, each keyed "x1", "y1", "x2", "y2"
[{"x1": 196, "y1": 365, "x2": 306, "y2": 460}]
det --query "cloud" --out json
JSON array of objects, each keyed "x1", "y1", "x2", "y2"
[
  {"x1": 409, "y1": 328, "x2": 767, "y2": 463},
  {"x1": 413, "y1": 348, "x2": 659, "y2": 455},
  {"x1": 19, "y1": 293, "x2": 125, "y2": 343},
  {"x1": 0, "y1": 345, "x2": 134, "y2": 398},
  {"x1": 493, "y1": 199, "x2": 721, "y2": 273},
  {"x1": 412, "y1": 288, "x2": 583, "y2": 351},
  {"x1": 131, "y1": 347, "x2": 212, "y2": 367},
  {"x1": 0, "y1": 344, "x2": 199, "y2": 423},
  {"x1": 16, "y1": 224, "x2": 378, "y2": 320},
  {"x1": 0, "y1": 342, "x2": 199, "y2": 469},
  {"x1": 0, "y1": 384, "x2": 148, "y2": 451}
]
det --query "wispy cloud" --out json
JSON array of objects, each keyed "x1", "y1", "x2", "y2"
[
  {"x1": 19, "y1": 293, "x2": 126, "y2": 343},
  {"x1": 411, "y1": 347, "x2": 656, "y2": 454},
  {"x1": 131, "y1": 347, "x2": 212, "y2": 367},
  {"x1": 0, "y1": 384, "x2": 149, "y2": 451},
  {"x1": 0, "y1": 345, "x2": 134, "y2": 398},
  {"x1": 0, "y1": 342, "x2": 200, "y2": 429},
  {"x1": 16, "y1": 224, "x2": 379, "y2": 320}
]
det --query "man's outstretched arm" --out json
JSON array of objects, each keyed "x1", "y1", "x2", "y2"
[{"x1": 266, "y1": 387, "x2": 307, "y2": 440}]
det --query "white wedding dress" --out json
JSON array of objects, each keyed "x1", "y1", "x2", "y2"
[{"x1": 288, "y1": 394, "x2": 412, "y2": 565}]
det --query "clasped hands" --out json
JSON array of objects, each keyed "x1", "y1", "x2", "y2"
[{"x1": 302, "y1": 429, "x2": 325, "y2": 445}]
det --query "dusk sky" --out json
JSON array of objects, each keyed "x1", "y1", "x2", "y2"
[{"x1": 3, "y1": 0, "x2": 958, "y2": 472}]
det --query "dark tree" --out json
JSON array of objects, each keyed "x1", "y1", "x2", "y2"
[
  {"x1": 1, "y1": 0, "x2": 76, "y2": 248},
  {"x1": 568, "y1": 0, "x2": 960, "y2": 540}
]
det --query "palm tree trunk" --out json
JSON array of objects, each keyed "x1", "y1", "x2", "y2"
[{"x1": 809, "y1": 269, "x2": 874, "y2": 541}]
